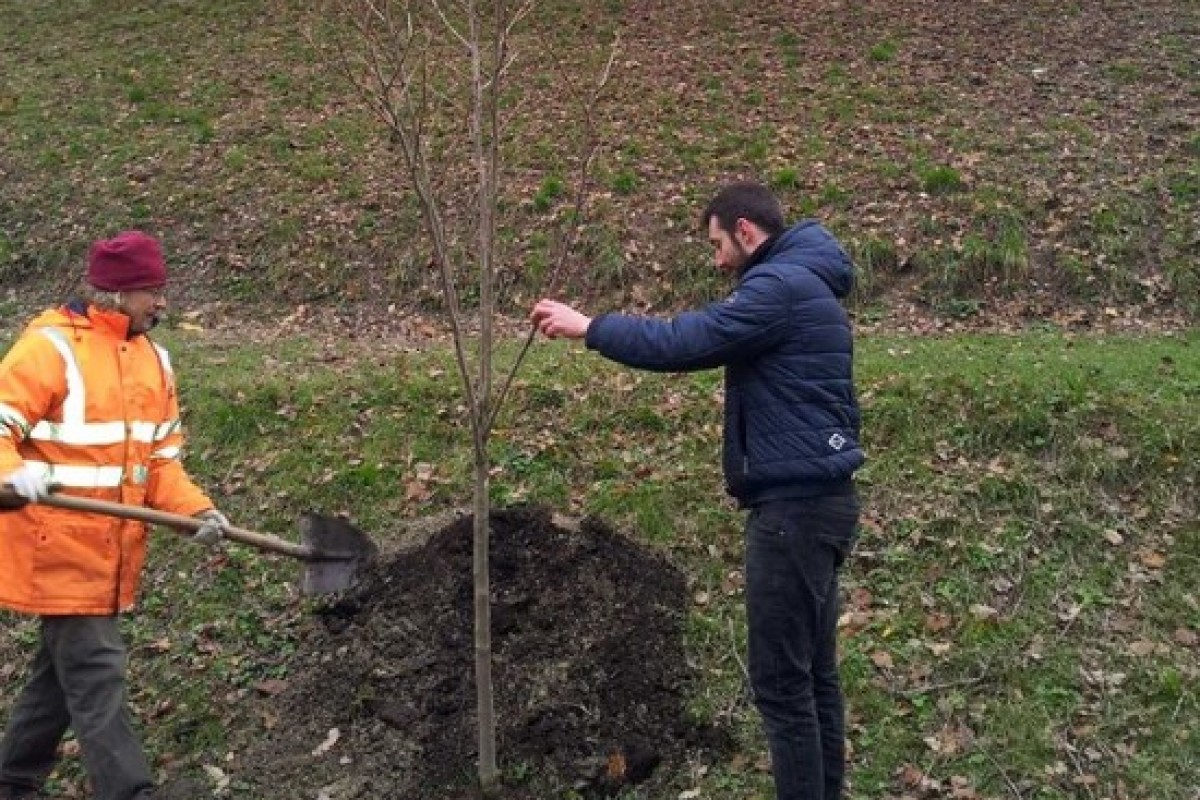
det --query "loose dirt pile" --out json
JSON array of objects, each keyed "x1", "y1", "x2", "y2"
[{"x1": 229, "y1": 506, "x2": 728, "y2": 799}]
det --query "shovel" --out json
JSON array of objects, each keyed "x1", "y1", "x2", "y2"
[{"x1": 0, "y1": 490, "x2": 377, "y2": 595}]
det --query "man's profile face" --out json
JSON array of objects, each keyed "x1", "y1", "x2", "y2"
[
  {"x1": 708, "y1": 216, "x2": 752, "y2": 274},
  {"x1": 119, "y1": 287, "x2": 167, "y2": 334}
]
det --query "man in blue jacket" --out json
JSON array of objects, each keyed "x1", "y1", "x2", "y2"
[{"x1": 531, "y1": 180, "x2": 863, "y2": 800}]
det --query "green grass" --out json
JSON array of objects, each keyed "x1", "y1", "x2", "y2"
[
  {"x1": 868, "y1": 38, "x2": 900, "y2": 63},
  {"x1": 1, "y1": 0, "x2": 1196, "y2": 316},
  {"x1": 917, "y1": 163, "x2": 966, "y2": 195},
  {"x1": 0, "y1": 0, "x2": 1198, "y2": 787},
  {"x1": 2, "y1": 326, "x2": 1195, "y2": 798},
  {"x1": 609, "y1": 167, "x2": 639, "y2": 196},
  {"x1": 533, "y1": 174, "x2": 567, "y2": 212}
]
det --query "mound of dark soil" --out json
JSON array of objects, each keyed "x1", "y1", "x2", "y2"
[{"x1": 231, "y1": 506, "x2": 727, "y2": 799}]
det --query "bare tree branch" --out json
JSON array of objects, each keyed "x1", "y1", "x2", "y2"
[
  {"x1": 309, "y1": 4, "x2": 620, "y2": 790},
  {"x1": 430, "y1": 0, "x2": 471, "y2": 51},
  {"x1": 486, "y1": 36, "x2": 619, "y2": 436}
]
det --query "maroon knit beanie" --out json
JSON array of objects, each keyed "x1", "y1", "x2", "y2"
[{"x1": 87, "y1": 231, "x2": 168, "y2": 291}]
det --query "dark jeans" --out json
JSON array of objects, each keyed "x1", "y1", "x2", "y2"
[
  {"x1": 0, "y1": 616, "x2": 154, "y2": 800},
  {"x1": 745, "y1": 491, "x2": 859, "y2": 800}
]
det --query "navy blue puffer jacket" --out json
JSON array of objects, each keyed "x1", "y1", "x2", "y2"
[{"x1": 585, "y1": 220, "x2": 864, "y2": 505}]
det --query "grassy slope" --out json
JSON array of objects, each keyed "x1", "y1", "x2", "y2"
[
  {"x1": 0, "y1": 0, "x2": 1196, "y2": 316},
  {"x1": 0, "y1": 0, "x2": 1197, "y2": 796},
  {"x1": 2, "y1": 326, "x2": 1195, "y2": 798}
]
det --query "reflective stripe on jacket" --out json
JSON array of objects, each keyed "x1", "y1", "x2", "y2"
[{"x1": 0, "y1": 304, "x2": 213, "y2": 615}]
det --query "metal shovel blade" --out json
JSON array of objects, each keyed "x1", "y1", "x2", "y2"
[{"x1": 299, "y1": 512, "x2": 379, "y2": 595}]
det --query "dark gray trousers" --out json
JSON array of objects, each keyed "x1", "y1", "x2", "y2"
[
  {"x1": 746, "y1": 493, "x2": 859, "y2": 800},
  {"x1": 0, "y1": 616, "x2": 154, "y2": 800}
]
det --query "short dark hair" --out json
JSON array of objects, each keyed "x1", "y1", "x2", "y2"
[{"x1": 701, "y1": 181, "x2": 786, "y2": 237}]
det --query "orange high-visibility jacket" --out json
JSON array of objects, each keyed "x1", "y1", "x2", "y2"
[{"x1": 0, "y1": 304, "x2": 214, "y2": 615}]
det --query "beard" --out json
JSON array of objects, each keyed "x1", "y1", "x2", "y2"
[
  {"x1": 726, "y1": 240, "x2": 752, "y2": 273},
  {"x1": 130, "y1": 312, "x2": 161, "y2": 335}
]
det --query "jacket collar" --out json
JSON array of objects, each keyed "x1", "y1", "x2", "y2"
[
  {"x1": 738, "y1": 233, "x2": 780, "y2": 277},
  {"x1": 62, "y1": 302, "x2": 136, "y2": 340}
]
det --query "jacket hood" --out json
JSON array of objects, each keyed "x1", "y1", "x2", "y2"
[
  {"x1": 764, "y1": 221, "x2": 855, "y2": 298},
  {"x1": 27, "y1": 305, "x2": 133, "y2": 340}
]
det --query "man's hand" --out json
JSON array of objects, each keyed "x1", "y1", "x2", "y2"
[
  {"x1": 531, "y1": 299, "x2": 592, "y2": 340},
  {"x1": 192, "y1": 509, "x2": 229, "y2": 546},
  {"x1": 1, "y1": 465, "x2": 50, "y2": 508}
]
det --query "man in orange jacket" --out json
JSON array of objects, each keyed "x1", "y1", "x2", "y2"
[{"x1": 0, "y1": 231, "x2": 228, "y2": 800}]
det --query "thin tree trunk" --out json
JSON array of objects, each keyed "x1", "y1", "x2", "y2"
[
  {"x1": 472, "y1": 454, "x2": 497, "y2": 791},
  {"x1": 311, "y1": 4, "x2": 618, "y2": 792},
  {"x1": 468, "y1": 0, "x2": 499, "y2": 788}
]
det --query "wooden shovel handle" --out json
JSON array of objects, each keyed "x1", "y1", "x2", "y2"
[{"x1": 0, "y1": 489, "x2": 314, "y2": 560}]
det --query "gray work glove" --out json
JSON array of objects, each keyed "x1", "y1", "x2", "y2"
[{"x1": 192, "y1": 509, "x2": 229, "y2": 546}]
